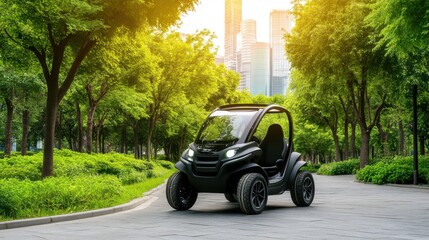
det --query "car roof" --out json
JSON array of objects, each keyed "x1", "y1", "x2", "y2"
[{"x1": 217, "y1": 104, "x2": 270, "y2": 111}]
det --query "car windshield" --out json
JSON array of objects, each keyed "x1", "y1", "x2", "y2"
[{"x1": 196, "y1": 110, "x2": 257, "y2": 144}]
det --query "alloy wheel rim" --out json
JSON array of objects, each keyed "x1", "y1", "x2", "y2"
[
  {"x1": 179, "y1": 181, "x2": 192, "y2": 204},
  {"x1": 302, "y1": 176, "x2": 314, "y2": 203},
  {"x1": 251, "y1": 180, "x2": 266, "y2": 209}
]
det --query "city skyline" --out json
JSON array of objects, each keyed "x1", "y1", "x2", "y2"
[{"x1": 178, "y1": 0, "x2": 292, "y2": 56}]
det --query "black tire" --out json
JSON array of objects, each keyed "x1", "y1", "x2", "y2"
[
  {"x1": 224, "y1": 192, "x2": 237, "y2": 202},
  {"x1": 291, "y1": 171, "x2": 315, "y2": 207},
  {"x1": 166, "y1": 172, "x2": 198, "y2": 210},
  {"x1": 237, "y1": 173, "x2": 267, "y2": 214}
]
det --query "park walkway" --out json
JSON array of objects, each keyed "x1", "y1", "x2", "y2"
[{"x1": 1, "y1": 175, "x2": 428, "y2": 239}]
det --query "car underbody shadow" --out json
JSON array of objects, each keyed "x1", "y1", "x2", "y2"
[{"x1": 166, "y1": 202, "x2": 295, "y2": 215}]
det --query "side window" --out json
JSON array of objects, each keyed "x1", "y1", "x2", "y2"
[{"x1": 252, "y1": 112, "x2": 289, "y2": 143}]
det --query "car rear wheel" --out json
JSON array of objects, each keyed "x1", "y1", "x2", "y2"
[
  {"x1": 224, "y1": 192, "x2": 237, "y2": 202},
  {"x1": 237, "y1": 173, "x2": 267, "y2": 214},
  {"x1": 166, "y1": 172, "x2": 198, "y2": 210},
  {"x1": 291, "y1": 171, "x2": 315, "y2": 207}
]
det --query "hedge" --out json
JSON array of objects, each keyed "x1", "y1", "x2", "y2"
[
  {"x1": 317, "y1": 159, "x2": 360, "y2": 175},
  {"x1": 356, "y1": 156, "x2": 429, "y2": 184},
  {"x1": 0, "y1": 150, "x2": 175, "y2": 220}
]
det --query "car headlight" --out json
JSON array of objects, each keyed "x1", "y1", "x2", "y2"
[
  {"x1": 225, "y1": 149, "x2": 237, "y2": 158},
  {"x1": 187, "y1": 149, "x2": 194, "y2": 161},
  {"x1": 188, "y1": 149, "x2": 195, "y2": 157}
]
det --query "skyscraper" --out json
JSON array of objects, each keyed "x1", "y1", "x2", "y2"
[
  {"x1": 224, "y1": 0, "x2": 242, "y2": 71},
  {"x1": 270, "y1": 10, "x2": 293, "y2": 96},
  {"x1": 238, "y1": 19, "x2": 257, "y2": 91},
  {"x1": 251, "y1": 42, "x2": 270, "y2": 95}
]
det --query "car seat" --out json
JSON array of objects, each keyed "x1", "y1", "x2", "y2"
[{"x1": 259, "y1": 124, "x2": 287, "y2": 176}]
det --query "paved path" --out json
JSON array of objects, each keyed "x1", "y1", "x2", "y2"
[{"x1": 1, "y1": 175, "x2": 428, "y2": 239}]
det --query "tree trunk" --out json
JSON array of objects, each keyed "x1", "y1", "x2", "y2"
[
  {"x1": 346, "y1": 63, "x2": 386, "y2": 168},
  {"x1": 154, "y1": 140, "x2": 158, "y2": 160},
  {"x1": 95, "y1": 119, "x2": 104, "y2": 154},
  {"x1": 133, "y1": 121, "x2": 140, "y2": 159},
  {"x1": 343, "y1": 118, "x2": 349, "y2": 160},
  {"x1": 360, "y1": 129, "x2": 370, "y2": 169},
  {"x1": 76, "y1": 102, "x2": 83, "y2": 152},
  {"x1": 339, "y1": 96, "x2": 350, "y2": 160},
  {"x1": 179, "y1": 127, "x2": 188, "y2": 159},
  {"x1": 377, "y1": 122, "x2": 389, "y2": 156},
  {"x1": 333, "y1": 132, "x2": 341, "y2": 162},
  {"x1": 85, "y1": 83, "x2": 108, "y2": 154},
  {"x1": 350, "y1": 121, "x2": 356, "y2": 158},
  {"x1": 43, "y1": 87, "x2": 59, "y2": 178},
  {"x1": 325, "y1": 114, "x2": 341, "y2": 162},
  {"x1": 21, "y1": 110, "x2": 30, "y2": 156},
  {"x1": 95, "y1": 123, "x2": 100, "y2": 154},
  {"x1": 4, "y1": 98, "x2": 14, "y2": 157},
  {"x1": 398, "y1": 120, "x2": 405, "y2": 156},
  {"x1": 121, "y1": 125, "x2": 127, "y2": 154},
  {"x1": 146, "y1": 118, "x2": 155, "y2": 160},
  {"x1": 101, "y1": 131, "x2": 105, "y2": 154},
  {"x1": 86, "y1": 105, "x2": 96, "y2": 153},
  {"x1": 66, "y1": 130, "x2": 73, "y2": 151},
  {"x1": 57, "y1": 110, "x2": 62, "y2": 150}
]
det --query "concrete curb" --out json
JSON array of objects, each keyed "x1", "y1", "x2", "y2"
[
  {"x1": 0, "y1": 183, "x2": 165, "y2": 230},
  {"x1": 385, "y1": 183, "x2": 429, "y2": 190},
  {"x1": 353, "y1": 179, "x2": 429, "y2": 190}
]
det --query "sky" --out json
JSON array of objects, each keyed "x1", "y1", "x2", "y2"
[{"x1": 176, "y1": 0, "x2": 292, "y2": 56}]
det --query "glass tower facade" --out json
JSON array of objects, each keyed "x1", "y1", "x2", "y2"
[
  {"x1": 238, "y1": 19, "x2": 257, "y2": 91},
  {"x1": 270, "y1": 10, "x2": 293, "y2": 96},
  {"x1": 251, "y1": 42, "x2": 270, "y2": 95},
  {"x1": 224, "y1": 0, "x2": 242, "y2": 72}
]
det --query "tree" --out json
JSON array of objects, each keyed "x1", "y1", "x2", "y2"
[
  {"x1": 140, "y1": 31, "x2": 221, "y2": 160},
  {"x1": 0, "y1": 32, "x2": 43, "y2": 156},
  {"x1": 0, "y1": 0, "x2": 198, "y2": 176},
  {"x1": 77, "y1": 30, "x2": 127, "y2": 153},
  {"x1": 287, "y1": 70, "x2": 344, "y2": 161},
  {"x1": 368, "y1": 0, "x2": 429, "y2": 184},
  {"x1": 286, "y1": 0, "x2": 394, "y2": 168}
]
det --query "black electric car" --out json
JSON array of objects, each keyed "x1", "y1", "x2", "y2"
[{"x1": 166, "y1": 104, "x2": 315, "y2": 214}]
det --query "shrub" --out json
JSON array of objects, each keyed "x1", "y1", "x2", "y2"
[
  {"x1": 0, "y1": 176, "x2": 122, "y2": 218},
  {"x1": 0, "y1": 179, "x2": 25, "y2": 217},
  {"x1": 317, "y1": 159, "x2": 360, "y2": 175},
  {"x1": 119, "y1": 169, "x2": 148, "y2": 185},
  {"x1": 356, "y1": 156, "x2": 429, "y2": 184},
  {"x1": 300, "y1": 163, "x2": 321, "y2": 173},
  {"x1": 0, "y1": 154, "x2": 42, "y2": 180},
  {"x1": 158, "y1": 160, "x2": 174, "y2": 170},
  {"x1": 0, "y1": 150, "x2": 175, "y2": 220}
]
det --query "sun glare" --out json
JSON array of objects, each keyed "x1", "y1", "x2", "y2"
[{"x1": 178, "y1": 0, "x2": 292, "y2": 55}]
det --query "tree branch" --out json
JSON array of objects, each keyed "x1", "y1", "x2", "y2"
[
  {"x1": 58, "y1": 38, "x2": 96, "y2": 102},
  {"x1": 368, "y1": 93, "x2": 387, "y2": 131},
  {"x1": 346, "y1": 72, "x2": 363, "y2": 125},
  {"x1": 47, "y1": 23, "x2": 57, "y2": 47},
  {"x1": 4, "y1": 30, "x2": 24, "y2": 48},
  {"x1": 28, "y1": 46, "x2": 50, "y2": 82}
]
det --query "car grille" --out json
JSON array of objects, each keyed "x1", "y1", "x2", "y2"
[{"x1": 194, "y1": 155, "x2": 219, "y2": 176}]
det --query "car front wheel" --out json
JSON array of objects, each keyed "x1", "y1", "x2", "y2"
[
  {"x1": 237, "y1": 173, "x2": 267, "y2": 214},
  {"x1": 166, "y1": 172, "x2": 198, "y2": 210}
]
